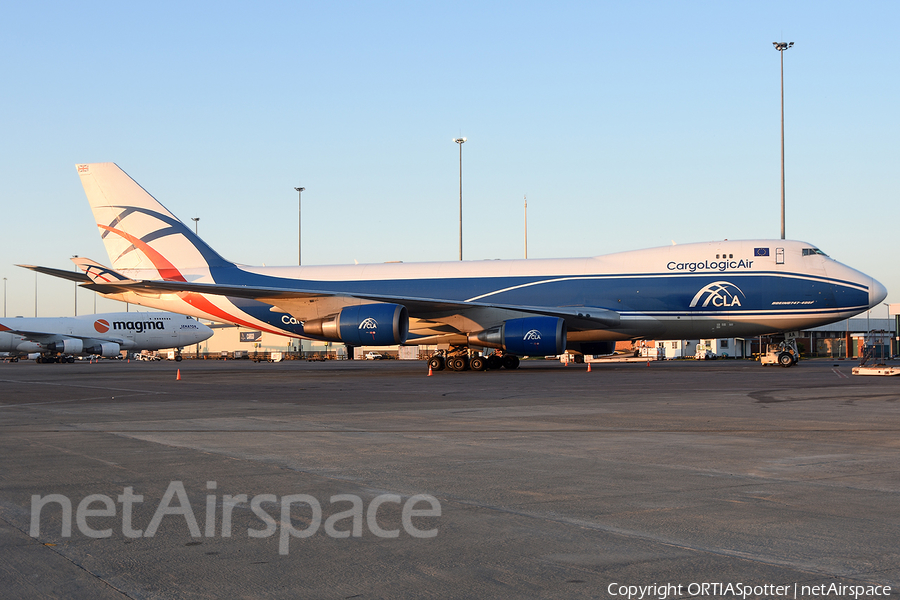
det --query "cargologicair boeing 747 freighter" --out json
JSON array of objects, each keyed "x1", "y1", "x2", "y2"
[{"x1": 21, "y1": 163, "x2": 887, "y2": 371}]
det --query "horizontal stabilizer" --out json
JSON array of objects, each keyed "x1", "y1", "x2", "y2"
[
  {"x1": 17, "y1": 264, "x2": 91, "y2": 283},
  {"x1": 71, "y1": 257, "x2": 137, "y2": 285}
]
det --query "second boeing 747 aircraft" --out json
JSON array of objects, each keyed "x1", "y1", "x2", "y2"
[
  {"x1": 22, "y1": 163, "x2": 887, "y2": 371},
  {"x1": 0, "y1": 312, "x2": 212, "y2": 362}
]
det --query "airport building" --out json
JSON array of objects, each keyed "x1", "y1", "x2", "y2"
[{"x1": 649, "y1": 317, "x2": 897, "y2": 360}]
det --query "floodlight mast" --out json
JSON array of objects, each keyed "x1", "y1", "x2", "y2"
[
  {"x1": 773, "y1": 41, "x2": 794, "y2": 240},
  {"x1": 453, "y1": 137, "x2": 466, "y2": 260}
]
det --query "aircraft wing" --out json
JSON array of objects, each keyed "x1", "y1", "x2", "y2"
[
  {"x1": 0, "y1": 322, "x2": 124, "y2": 345},
  {"x1": 0, "y1": 323, "x2": 55, "y2": 340},
  {"x1": 19, "y1": 262, "x2": 621, "y2": 331},
  {"x1": 94, "y1": 276, "x2": 621, "y2": 330}
]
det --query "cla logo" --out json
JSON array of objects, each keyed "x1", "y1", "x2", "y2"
[
  {"x1": 359, "y1": 318, "x2": 378, "y2": 331},
  {"x1": 523, "y1": 329, "x2": 542, "y2": 340},
  {"x1": 690, "y1": 281, "x2": 744, "y2": 308},
  {"x1": 94, "y1": 319, "x2": 110, "y2": 333}
]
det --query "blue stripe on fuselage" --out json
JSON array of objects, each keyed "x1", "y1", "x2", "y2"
[{"x1": 212, "y1": 269, "x2": 868, "y2": 315}]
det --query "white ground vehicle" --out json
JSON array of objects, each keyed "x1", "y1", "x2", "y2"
[
  {"x1": 695, "y1": 348, "x2": 717, "y2": 360},
  {"x1": 365, "y1": 352, "x2": 383, "y2": 360},
  {"x1": 760, "y1": 339, "x2": 800, "y2": 367}
]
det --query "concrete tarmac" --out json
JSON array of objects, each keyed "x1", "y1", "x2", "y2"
[{"x1": 1, "y1": 358, "x2": 899, "y2": 599}]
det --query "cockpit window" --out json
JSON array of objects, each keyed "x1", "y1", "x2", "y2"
[{"x1": 802, "y1": 248, "x2": 828, "y2": 257}]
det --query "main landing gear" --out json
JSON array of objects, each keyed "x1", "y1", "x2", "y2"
[
  {"x1": 428, "y1": 348, "x2": 520, "y2": 372},
  {"x1": 35, "y1": 355, "x2": 75, "y2": 364}
]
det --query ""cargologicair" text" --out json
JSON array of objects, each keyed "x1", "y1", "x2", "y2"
[{"x1": 667, "y1": 260, "x2": 754, "y2": 272}]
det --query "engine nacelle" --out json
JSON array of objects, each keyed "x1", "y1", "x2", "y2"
[
  {"x1": 15, "y1": 340, "x2": 42, "y2": 353},
  {"x1": 86, "y1": 342, "x2": 121, "y2": 357},
  {"x1": 468, "y1": 316, "x2": 567, "y2": 356},
  {"x1": 303, "y1": 303, "x2": 409, "y2": 346},
  {"x1": 0, "y1": 332, "x2": 19, "y2": 352},
  {"x1": 48, "y1": 338, "x2": 84, "y2": 354}
]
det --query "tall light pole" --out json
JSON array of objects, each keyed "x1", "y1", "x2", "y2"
[
  {"x1": 524, "y1": 194, "x2": 528, "y2": 259},
  {"x1": 453, "y1": 138, "x2": 466, "y2": 260},
  {"x1": 774, "y1": 41, "x2": 794, "y2": 240},
  {"x1": 3, "y1": 277, "x2": 6, "y2": 318},
  {"x1": 294, "y1": 187, "x2": 305, "y2": 265},
  {"x1": 72, "y1": 255, "x2": 79, "y2": 316}
]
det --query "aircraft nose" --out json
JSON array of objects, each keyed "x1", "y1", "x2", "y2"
[{"x1": 870, "y1": 277, "x2": 887, "y2": 308}]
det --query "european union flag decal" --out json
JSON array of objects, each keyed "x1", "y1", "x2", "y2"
[{"x1": 754, "y1": 247, "x2": 770, "y2": 256}]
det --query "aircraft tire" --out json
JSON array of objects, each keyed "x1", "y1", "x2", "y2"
[
  {"x1": 501, "y1": 355, "x2": 520, "y2": 370},
  {"x1": 778, "y1": 352, "x2": 794, "y2": 367},
  {"x1": 449, "y1": 356, "x2": 468, "y2": 371},
  {"x1": 428, "y1": 356, "x2": 445, "y2": 372},
  {"x1": 175, "y1": 355, "x2": 183, "y2": 362},
  {"x1": 67, "y1": 356, "x2": 75, "y2": 363},
  {"x1": 486, "y1": 355, "x2": 502, "y2": 370},
  {"x1": 470, "y1": 356, "x2": 486, "y2": 372}
]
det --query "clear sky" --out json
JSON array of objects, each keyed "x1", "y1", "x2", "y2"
[{"x1": 1, "y1": 1, "x2": 897, "y2": 319}]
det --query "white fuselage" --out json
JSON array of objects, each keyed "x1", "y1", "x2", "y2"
[
  {"x1": 88, "y1": 239, "x2": 885, "y2": 344},
  {"x1": 0, "y1": 312, "x2": 213, "y2": 356}
]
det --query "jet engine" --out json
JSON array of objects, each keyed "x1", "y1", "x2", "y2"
[
  {"x1": 85, "y1": 342, "x2": 121, "y2": 357},
  {"x1": 468, "y1": 316, "x2": 567, "y2": 356},
  {"x1": 48, "y1": 338, "x2": 84, "y2": 354},
  {"x1": 303, "y1": 303, "x2": 409, "y2": 346},
  {"x1": 0, "y1": 332, "x2": 16, "y2": 352}
]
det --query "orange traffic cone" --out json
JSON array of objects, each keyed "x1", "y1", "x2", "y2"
[
  {"x1": 427, "y1": 365, "x2": 433, "y2": 376},
  {"x1": 587, "y1": 362, "x2": 591, "y2": 372},
  {"x1": 176, "y1": 369, "x2": 181, "y2": 380}
]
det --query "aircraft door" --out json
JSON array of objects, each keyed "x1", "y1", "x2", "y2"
[{"x1": 776, "y1": 248, "x2": 785, "y2": 264}]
